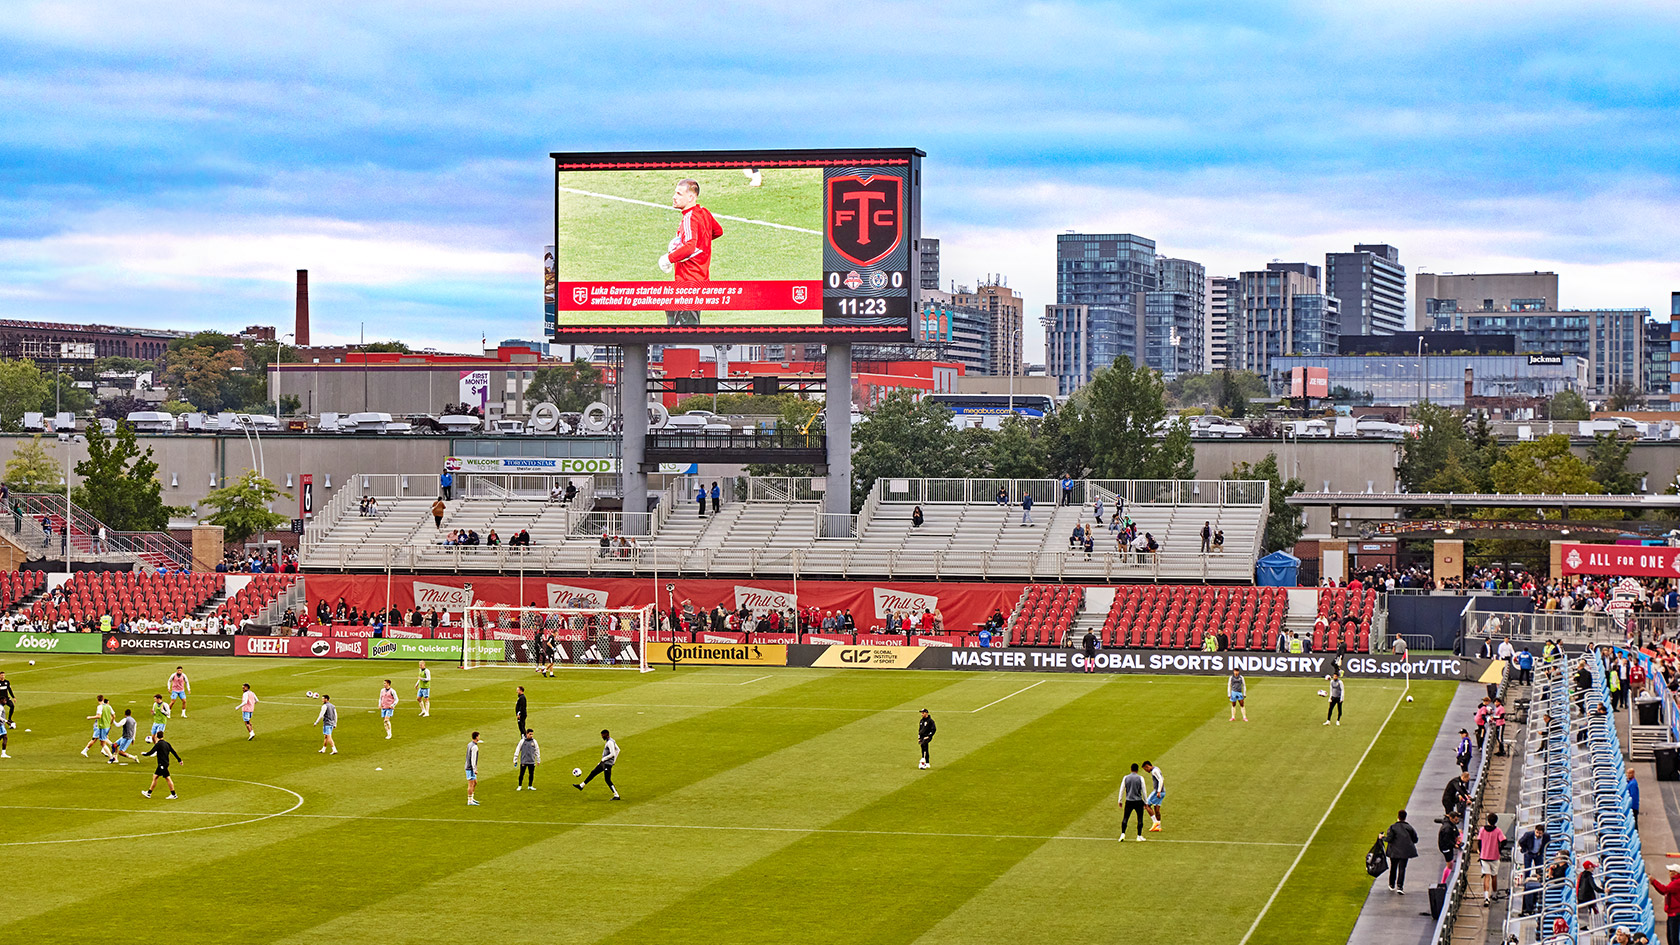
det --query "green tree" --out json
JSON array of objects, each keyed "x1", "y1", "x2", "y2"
[
  {"x1": 1224, "y1": 452, "x2": 1304, "y2": 553},
  {"x1": 1586, "y1": 432, "x2": 1643, "y2": 495},
  {"x1": 69, "y1": 422, "x2": 168, "y2": 531},
  {"x1": 849, "y1": 391, "x2": 972, "y2": 509},
  {"x1": 3, "y1": 435, "x2": 62, "y2": 492},
  {"x1": 361, "y1": 341, "x2": 411, "y2": 354},
  {"x1": 528, "y1": 360, "x2": 605, "y2": 413},
  {"x1": 983, "y1": 415, "x2": 1051, "y2": 480},
  {"x1": 1057, "y1": 358, "x2": 1194, "y2": 479},
  {"x1": 200, "y1": 470, "x2": 291, "y2": 543},
  {"x1": 93, "y1": 356, "x2": 159, "y2": 376},
  {"x1": 1397, "y1": 402, "x2": 1491, "y2": 495},
  {"x1": 1608, "y1": 381, "x2": 1643, "y2": 411},
  {"x1": 1548, "y1": 389, "x2": 1590, "y2": 421},
  {"x1": 96, "y1": 394, "x2": 151, "y2": 421},
  {"x1": 0, "y1": 359, "x2": 52, "y2": 431},
  {"x1": 44, "y1": 373, "x2": 95, "y2": 415},
  {"x1": 1167, "y1": 371, "x2": 1268, "y2": 410}
]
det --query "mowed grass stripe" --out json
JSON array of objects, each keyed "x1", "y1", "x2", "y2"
[
  {"x1": 592, "y1": 675, "x2": 1190, "y2": 945},
  {"x1": 1244, "y1": 680, "x2": 1457, "y2": 945},
  {"x1": 905, "y1": 678, "x2": 1441, "y2": 944},
  {"x1": 0, "y1": 658, "x2": 852, "y2": 936},
  {"x1": 271, "y1": 672, "x2": 1097, "y2": 945}
]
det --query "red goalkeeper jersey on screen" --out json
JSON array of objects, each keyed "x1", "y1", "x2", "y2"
[{"x1": 665, "y1": 205, "x2": 723, "y2": 282}]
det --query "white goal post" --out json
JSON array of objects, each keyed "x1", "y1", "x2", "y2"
[{"x1": 461, "y1": 604, "x2": 656, "y2": 673}]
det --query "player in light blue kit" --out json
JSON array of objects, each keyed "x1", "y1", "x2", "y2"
[{"x1": 1228, "y1": 669, "x2": 1248, "y2": 722}]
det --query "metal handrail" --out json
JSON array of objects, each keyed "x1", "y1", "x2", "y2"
[
  {"x1": 10, "y1": 493, "x2": 192, "y2": 570},
  {"x1": 1428, "y1": 661, "x2": 1509, "y2": 945}
]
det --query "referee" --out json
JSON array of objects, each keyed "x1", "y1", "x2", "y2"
[
  {"x1": 514, "y1": 686, "x2": 527, "y2": 737},
  {"x1": 918, "y1": 709, "x2": 936, "y2": 769}
]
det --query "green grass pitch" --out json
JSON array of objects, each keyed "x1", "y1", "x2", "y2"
[
  {"x1": 555, "y1": 168, "x2": 822, "y2": 327},
  {"x1": 0, "y1": 653, "x2": 1453, "y2": 944}
]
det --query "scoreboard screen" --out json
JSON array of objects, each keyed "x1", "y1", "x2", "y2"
[{"x1": 548, "y1": 148, "x2": 922, "y2": 342}]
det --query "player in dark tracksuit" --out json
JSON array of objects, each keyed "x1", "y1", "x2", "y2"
[
  {"x1": 918, "y1": 709, "x2": 936, "y2": 769},
  {"x1": 514, "y1": 687, "x2": 528, "y2": 737}
]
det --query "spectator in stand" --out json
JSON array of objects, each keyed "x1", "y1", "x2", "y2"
[
  {"x1": 995, "y1": 486, "x2": 1007, "y2": 506},
  {"x1": 1212, "y1": 528, "x2": 1224, "y2": 553},
  {"x1": 1629, "y1": 768, "x2": 1641, "y2": 827},
  {"x1": 1201, "y1": 521, "x2": 1212, "y2": 554},
  {"x1": 432, "y1": 497, "x2": 446, "y2": 529},
  {"x1": 911, "y1": 506, "x2": 923, "y2": 528},
  {"x1": 696, "y1": 485, "x2": 707, "y2": 518},
  {"x1": 710, "y1": 482, "x2": 720, "y2": 516},
  {"x1": 440, "y1": 470, "x2": 454, "y2": 500},
  {"x1": 1578, "y1": 859, "x2": 1599, "y2": 921},
  {"x1": 486, "y1": 529, "x2": 500, "y2": 547}
]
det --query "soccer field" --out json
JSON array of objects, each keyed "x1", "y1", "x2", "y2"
[{"x1": 0, "y1": 653, "x2": 1453, "y2": 944}]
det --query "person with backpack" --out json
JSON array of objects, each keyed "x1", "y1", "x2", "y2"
[{"x1": 1383, "y1": 810, "x2": 1419, "y2": 894}]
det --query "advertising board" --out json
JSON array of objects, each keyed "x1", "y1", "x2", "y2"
[
  {"x1": 550, "y1": 148, "x2": 921, "y2": 341},
  {"x1": 0, "y1": 631, "x2": 105, "y2": 654},
  {"x1": 369, "y1": 638, "x2": 474, "y2": 661},
  {"x1": 646, "y1": 642, "x2": 787, "y2": 666},
  {"x1": 102, "y1": 634, "x2": 235, "y2": 656},
  {"x1": 235, "y1": 636, "x2": 367, "y2": 659}
]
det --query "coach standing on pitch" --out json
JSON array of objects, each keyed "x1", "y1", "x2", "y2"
[
  {"x1": 1119, "y1": 764, "x2": 1148, "y2": 841},
  {"x1": 514, "y1": 686, "x2": 528, "y2": 737},
  {"x1": 918, "y1": 709, "x2": 936, "y2": 769}
]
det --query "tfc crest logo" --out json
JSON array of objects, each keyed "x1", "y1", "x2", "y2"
[
  {"x1": 827, "y1": 174, "x2": 903, "y2": 267},
  {"x1": 572, "y1": 287, "x2": 589, "y2": 305},
  {"x1": 791, "y1": 285, "x2": 808, "y2": 304},
  {"x1": 1565, "y1": 549, "x2": 1582, "y2": 570}
]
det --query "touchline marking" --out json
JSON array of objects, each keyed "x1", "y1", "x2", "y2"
[
  {"x1": 557, "y1": 186, "x2": 821, "y2": 234},
  {"x1": 971, "y1": 680, "x2": 1046, "y2": 712},
  {"x1": 1235, "y1": 685, "x2": 1409, "y2": 945},
  {"x1": 0, "y1": 803, "x2": 1300, "y2": 847},
  {"x1": 290, "y1": 665, "x2": 344, "y2": 677},
  {"x1": 0, "y1": 774, "x2": 304, "y2": 847}
]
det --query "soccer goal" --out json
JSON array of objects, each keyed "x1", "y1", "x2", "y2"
[{"x1": 461, "y1": 603, "x2": 656, "y2": 673}]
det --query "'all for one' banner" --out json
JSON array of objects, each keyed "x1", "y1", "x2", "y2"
[
  {"x1": 303, "y1": 575, "x2": 1024, "y2": 634},
  {"x1": 1559, "y1": 542, "x2": 1680, "y2": 578}
]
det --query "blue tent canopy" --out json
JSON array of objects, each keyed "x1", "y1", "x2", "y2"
[{"x1": 1256, "y1": 550, "x2": 1301, "y2": 587}]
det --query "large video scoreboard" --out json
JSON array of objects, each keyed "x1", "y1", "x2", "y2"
[{"x1": 547, "y1": 148, "x2": 922, "y2": 342}]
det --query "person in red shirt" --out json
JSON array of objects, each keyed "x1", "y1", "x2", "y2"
[
  {"x1": 658, "y1": 178, "x2": 723, "y2": 326},
  {"x1": 1652, "y1": 863, "x2": 1680, "y2": 945}
]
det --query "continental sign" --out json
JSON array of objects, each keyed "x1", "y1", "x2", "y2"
[
  {"x1": 811, "y1": 645, "x2": 926, "y2": 669},
  {"x1": 0, "y1": 631, "x2": 106, "y2": 654},
  {"x1": 650, "y1": 642, "x2": 787, "y2": 666}
]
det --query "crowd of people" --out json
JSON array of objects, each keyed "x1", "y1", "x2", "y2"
[{"x1": 214, "y1": 549, "x2": 299, "y2": 573}]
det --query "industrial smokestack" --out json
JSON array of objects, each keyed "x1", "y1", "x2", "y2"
[{"x1": 295, "y1": 270, "x2": 310, "y2": 346}]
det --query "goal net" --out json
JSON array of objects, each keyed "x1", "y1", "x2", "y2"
[{"x1": 461, "y1": 604, "x2": 655, "y2": 673}]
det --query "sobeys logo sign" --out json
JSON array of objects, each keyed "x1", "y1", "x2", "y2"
[{"x1": 0, "y1": 631, "x2": 105, "y2": 654}]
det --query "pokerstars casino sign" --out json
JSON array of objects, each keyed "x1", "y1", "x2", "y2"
[{"x1": 101, "y1": 634, "x2": 235, "y2": 656}]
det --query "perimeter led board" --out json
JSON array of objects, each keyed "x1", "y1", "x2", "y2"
[{"x1": 549, "y1": 148, "x2": 922, "y2": 341}]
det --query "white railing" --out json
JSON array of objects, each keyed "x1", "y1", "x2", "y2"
[{"x1": 873, "y1": 478, "x2": 1267, "y2": 507}]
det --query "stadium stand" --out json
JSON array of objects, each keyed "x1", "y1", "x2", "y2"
[
  {"x1": 1500, "y1": 650, "x2": 1652, "y2": 943},
  {"x1": 219, "y1": 574, "x2": 301, "y2": 627},
  {"x1": 9, "y1": 494, "x2": 192, "y2": 571},
  {"x1": 1095, "y1": 585, "x2": 1291, "y2": 650},
  {"x1": 301, "y1": 476, "x2": 1271, "y2": 582},
  {"x1": 0, "y1": 570, "x2": 45, "y2": 610},
  {"x1": 1315, "y1": 586, "x2": 1375, "y2": 652},
  {"x1": 1006, "y1": 584, "x2": 1084, "y2": 646},
  {"x1": 28, "y1": 572, "x2": 223, "y2": 625}
]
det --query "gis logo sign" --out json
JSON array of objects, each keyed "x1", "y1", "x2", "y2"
[{"x1": 827, "y1": 175, "x2": 902, "y2": 267}]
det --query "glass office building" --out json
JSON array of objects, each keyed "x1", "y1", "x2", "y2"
[{"x1": 1268, "y1": 353, "x2": 1588, "y2": 406}]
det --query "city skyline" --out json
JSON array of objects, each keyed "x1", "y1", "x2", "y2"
[{"x1": 0, "y1": 2, "x2": 1675, "y2": 357}]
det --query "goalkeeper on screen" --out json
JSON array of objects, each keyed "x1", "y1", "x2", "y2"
[{"x1": 658, "y1": 178, "x2": 722, "y2": 327}]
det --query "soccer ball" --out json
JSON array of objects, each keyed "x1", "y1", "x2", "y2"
[
  {"x1": 572, "y1": 767, "x2": 582, "y2": 777},
  {"x1": 1406, "y1": 695, "x2": 1414, "y2": 703},
  {"x1": 27, "y1": 660, "x2": 34, "y2": 666}
]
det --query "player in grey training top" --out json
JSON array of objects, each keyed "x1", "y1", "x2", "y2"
[
  {"x1": 1118, "y1": 763, "x2": 1148, "y2": 841},
  {"x1": 315, "y1": 695, "x2": 339, "y2": 755},
  {"x1": 1325, "y1": 673, "x2": 1344, "y2": 726},
  {"x1": 1228, "y1": 669, "x2": 1248, "y2": 722}
]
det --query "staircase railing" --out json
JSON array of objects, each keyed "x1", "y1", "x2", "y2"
[{"x1": 9, "y1": 494, "x2": 192, "y2": 571}]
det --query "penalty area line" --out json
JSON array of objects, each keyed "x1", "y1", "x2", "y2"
[
  {"x1": 1235, "y1": 685, "x2": 1408, "y2": 945},
  {"x1": 971, "y1": 680, "x2": 1046, "y2": 712}
]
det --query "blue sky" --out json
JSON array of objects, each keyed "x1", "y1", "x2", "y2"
[{"x1": 2, "y1": 0, "x2": 1677, "y2": 355}]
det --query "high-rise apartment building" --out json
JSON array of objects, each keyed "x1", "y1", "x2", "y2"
[
  {"x1": 1458, "y1": 308, "x2": 1649, "y2": 395},
  {"x1": 1234, "y1": 263, "x2": 1340, "y2": 374},
  {"x1": 1325, "y1": 244, "x2": 1406, "y2": 335},
  {"x1": 1043, "y1": 303, "x2": 1095, "y2": 394},
  {"x1": 1055, "y1": 232, "x2": 1157, "y2": 386},
  {"x1": 917, "y1": 289, "x2": 992, "y2": 375},
  {"x1": 919, "y1": 238, "x2": 940, "y2": 292},
  {"x1": 1147, "y1": 257, "x2": 1206, "y2": 379},
  {"x1": 1415, "y1": 271, "x2": 1559, "y2": 331},
  {"x1": 1670, "y1": 291, "x2": 1680, "y2": 406},
  {"x1": 953, "y1": 280, "x2": 1023, "y2": 378},
  {"x1": 1208, "y1": 276, "x2": 1238, "y2": 372}
]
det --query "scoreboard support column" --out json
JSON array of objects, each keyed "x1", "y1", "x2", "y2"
[
  {"x1": 622, "y1": 343, "x2": 650, "y2": 536},
  {"x1": 823, "y1": 342, "x2": 852, "y2": 535}
]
